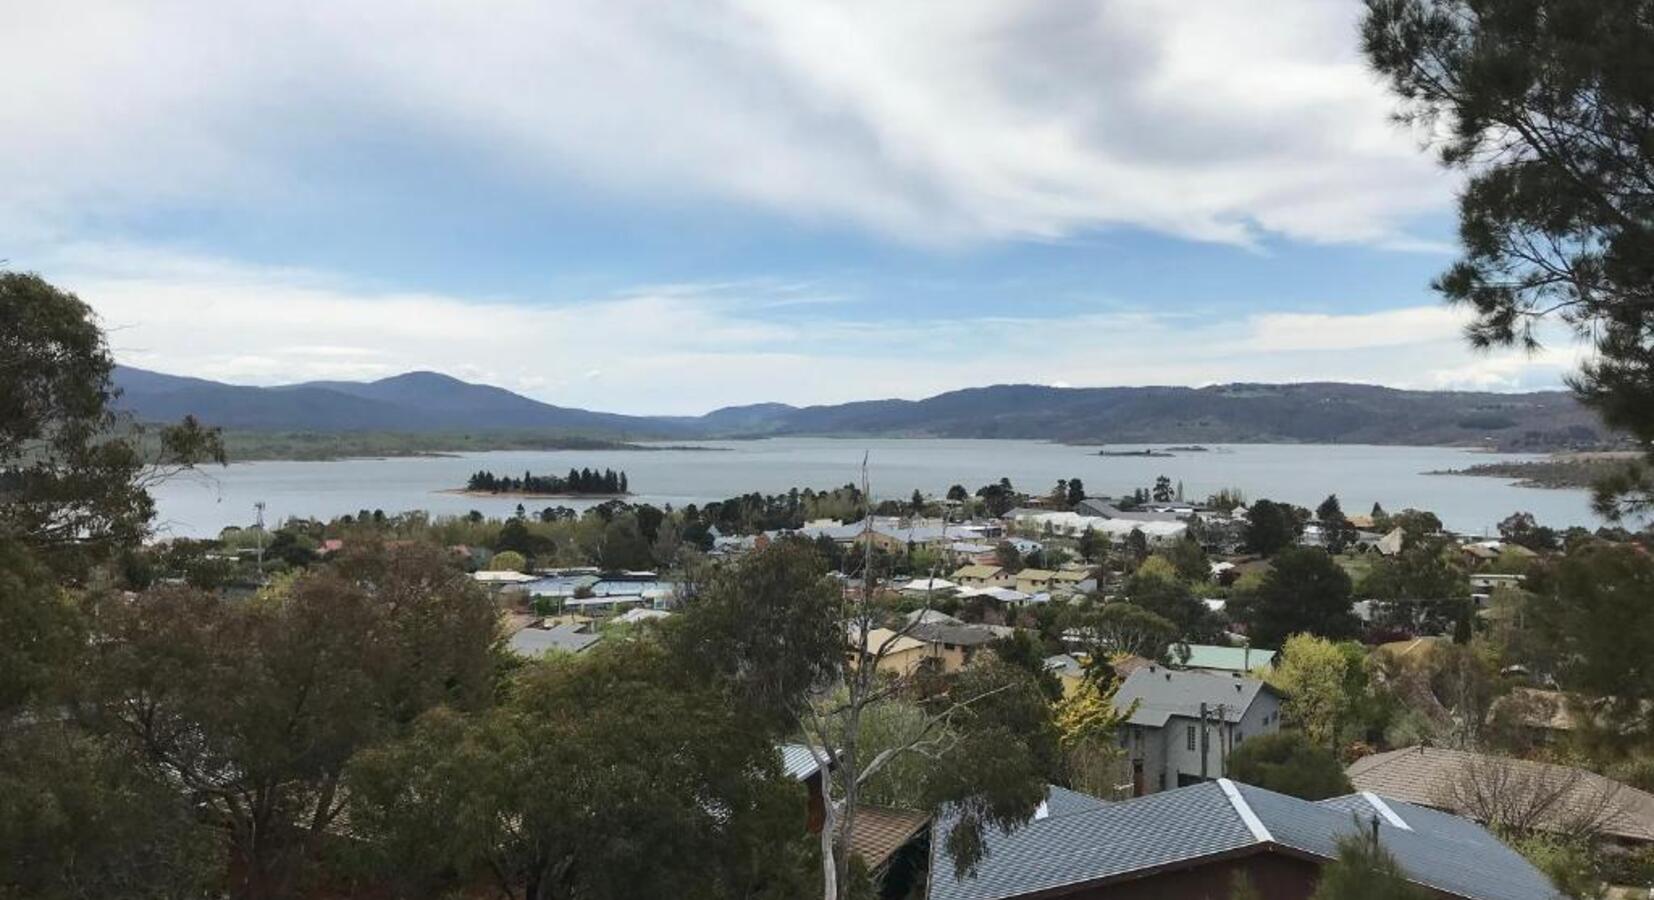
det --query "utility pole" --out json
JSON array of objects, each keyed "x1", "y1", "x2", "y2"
[
  {"x1": 1199, "y1": 702, "x2": 1209, "y2": 781},
  {"x1": 254, "y1": 501, "x2": 267, "y2": 578},
  {"x1": 1217, "y1": 703, "x2": 1230, "y2": 776}
]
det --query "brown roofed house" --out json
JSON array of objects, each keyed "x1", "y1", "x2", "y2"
[{"x1": 1347, "y1": 745, "x2": 1654, "y2": 846}]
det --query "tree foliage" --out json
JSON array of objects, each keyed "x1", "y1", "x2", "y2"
[
  {"x1": 1362, "y1": 0, "x2": 1654, "y2": 519},
  {"x1": 347, "y1": 644, "x2": 814, "y2": 900},
  {"x1": 1234, "y1": 549, "x2": 1359, "y2": 648},
  {"x1": 1309, "y1": 834, "x2": 1431, "y2": 900},
  {"x1": 667, "y1": 541, "x2": 845, "y2": 731},
  {"x1": 1125, "y1": 566, "x2": 1218, "y2": 643},
  {"x1": 1270, "y1": 634, "x2": 1354, "y2": 751},
  {"x1": 0, "y1": 271, "x2": 224, "y2": 572},
  {"x1": 1527, "y1": 543, "x2": 1654, "y2": 748},
  {"x1": 83, "y1": 543, "x2": 500, "y2": 899},
  {"x1": 1244, "y1": 499, "x2": 1303, "y2": 557},
  {"x1": 1072, "y1": 602, "x2": 1180, "y2": 665},
  {"x1": 1227, "y1": 731, "x2": 1354, "y2": 800}
]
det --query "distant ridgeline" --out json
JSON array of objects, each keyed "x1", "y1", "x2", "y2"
[{"x1": 464, "y1": 468, "x2": 630, "y2": 495}]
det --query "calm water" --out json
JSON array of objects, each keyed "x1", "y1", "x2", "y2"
[{"x1": 148, "y1": 438, "x2": 1605, "y2": 538}]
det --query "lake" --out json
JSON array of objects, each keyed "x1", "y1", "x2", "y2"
[{"x1": 147, "y1": 438, "x2": 1606, "y2": 538}]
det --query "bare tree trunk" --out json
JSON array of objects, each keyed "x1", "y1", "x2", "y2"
[{"x1": 819, "y1": 801, "x2": 838, "y2": 900}]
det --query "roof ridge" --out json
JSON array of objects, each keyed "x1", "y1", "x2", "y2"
[
  {"x1": 1361, "y1": 792, "x2": 1413, "y2": 831},
  {"x1": 1218, "y1": 779, "x2": 1273, "y2": 843}
]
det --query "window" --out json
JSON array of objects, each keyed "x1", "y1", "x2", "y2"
[
  {"x1": 1234, "y1": 731, "x2": 1244, "y2": 744},
  {"x1": 1186, "y1": 725, "x2": 1197, "y2": 751}
]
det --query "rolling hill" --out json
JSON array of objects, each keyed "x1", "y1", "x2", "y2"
[{"x1": 111, "y1": 366, "x2": 1609, "y2": 452}]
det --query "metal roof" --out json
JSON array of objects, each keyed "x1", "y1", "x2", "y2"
[
  {"x1": 778, "y1": 743, "x2": 827, "y2": 781},
  {"x1": 1111, "y1": 666, "x2": 1271, "y2": 727},
  {"x1": 1176, "y1": 643, "x2": 1278, "y2": 673},
  {"x1": 928, "y1": 782, "x2": 1255, "y2": 900},
  {"x1": 927, "y1": 780, "x2": 1562, "y2": 900},
  {"x1": 506, "y1": 624, "x2": 600, "y2": 657}
]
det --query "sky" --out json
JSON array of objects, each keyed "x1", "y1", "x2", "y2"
[{"x1": 6, "y1": 0, "x2": 1586, "y2": 415}]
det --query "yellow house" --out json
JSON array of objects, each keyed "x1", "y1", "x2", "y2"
[
  {"x1": 1014, "y1": 568, "x2": 1056, "y2": 594},
  {"x1": 951, "y1": 564, "x2": 1005, "y2": 586},
  {"x1": 1051, "y1": 569, "x2": 1091, "y2": 593},
  {"x1": 848, "y1": 627, "x2": 931, "y2": 676}
]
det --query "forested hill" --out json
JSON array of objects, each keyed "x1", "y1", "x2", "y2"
[
  {"x1": 111, "y1": 366, "x2": 695, "y2": 438},
  {"x1": 112, "y1": 366, "x2": 1607, "y2": 450},
  {"x1": 710, "y1": 383, "x2": 1607, "y2": 450}
]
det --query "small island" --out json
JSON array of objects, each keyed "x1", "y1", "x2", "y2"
[
  {"x1": 458, "y1": 467, "x2": 631, "y2": 497},
  {"x1": 1096, "y1": 449, "x2": 1176, "y2": 458}
]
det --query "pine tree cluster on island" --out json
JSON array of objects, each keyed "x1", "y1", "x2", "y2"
[{"x1": 465, "y1": 467, "x2": 629, "y2": 495}]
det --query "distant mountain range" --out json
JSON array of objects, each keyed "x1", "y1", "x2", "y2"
[{"x1": 111, "y1": 365, "x2": 1609, "y2": 451}]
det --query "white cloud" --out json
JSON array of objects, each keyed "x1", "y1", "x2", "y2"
[
  {"x1": 57, "y1": 248, "x2": 1579, "y2": 415},
  {"x1": 4, "y1": 0, "x2": 1450, "y2": 247},
  {"x1": 1245, "y1": 307, "x2": 1471, "y2": 352}
]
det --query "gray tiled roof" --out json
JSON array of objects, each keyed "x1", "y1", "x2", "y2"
[
  {"x1": 1111, "y1": 665, "x2": 1270, "y2": 726},
  {"x1": 927, "y1": 780, "x2": 1561, "y2": 900},
  {"x1": 909, "y1": 622, "x2": 1000, "y2": 647},
  {"x1": 929, "y1": 782, "x2": 1256, "y2": 900}
]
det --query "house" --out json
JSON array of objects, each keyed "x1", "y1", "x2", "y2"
[
  {"x1": 847, "y1": 806, "x2": 930, "y2": 891},
  {"x1": 1460, "y1": 540, "x2": 1538, "y2": 565},
  {"x1": 1013, "y1": 568, "x2": 1057, "y2": 594},
  {"x1": 1347, "y1": 745, "x2": 1654, "y2": 847},
  {"x1": 472, "y1": 569, "x2": 538, "y2": 586},
  {"x1": 905, "y1": 609, "x2": 967, "y2": 627},
  {"x1": 615, "y1": 607, "x2": 671, "y2": 626},
  {"x1": 1175, "y1": 643, "x2": 1277, "y2": 676},
  {"x1": 1460, "y1": 543, "x2": 1501, "y2": 564},
  {"x1": 1376, "y1": 527, "x2": 1406, "y2": 557},
  {"x1": 1044, "y1": 654, "x2": 1088, "y2": 697},
  {"x1": 957, "y1": 585, "x2": 1036, "y2": 607},
  {"x1": 1470, "y1": 573, "x2": 1525, "y2": 591},
  {"x1": 782, "y1": 744, "x2": 930, "y2": 890},
  {"x1": 1469, "y1": 573, "x2": 1526, "y2": 608},
  {"x1": 900, "y1": 577, "x2": 959, "y2": 596},
  {"x1": 1075, "y1": 498, "x2": 1186, "y2": 523},
  {"x1": 906, "y1": 621, "x2": 1001, "y2": 673},
  {"x1": 927, "y1": 780, "x2": 1562, "y2": 900},
  {"x1": 1005, "y1": 509, "x2": 1188, "y2": 543},
  {"x1": 781, "y1": 743, "x2": 832, "y2": 833},
  {"x1": 1050, "y1": 569, "x2": 1092, "y2": 594},
  {"x1": 849, "y1": 627, "x2": 932, "y2": 676},
  {"x1": 1112, "y1": 666, "x2": 1283, "y2": 795},
  {"x1": 507, "y1": 623, "x2": 601, "y2": 657},
  {"x1": 952, "y1": 564, "x2": 1006, "y2": 586},
  {"x1": 948, "y1": 542, "x2": 1001, "y2": 566}
]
